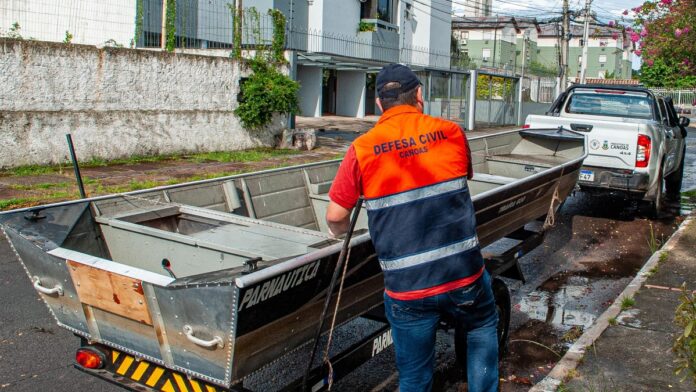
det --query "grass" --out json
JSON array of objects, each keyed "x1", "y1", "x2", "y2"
[
  {"x1": 608, "y1": 317, "x2": 618, "y2": 326},
  {"x1": 0, "y1": 148, "x2": 300, "y2": 177},
  {"x1": 658, "y1": 251, "x2": 669, "y2": 263},
  {"x1": 620, "y1": 296, "x2": 636, "y2": 310},
  {"x1": 0, "y1": 198, "x2": 34, "y2": 210},
  {"x1": 647, "y1": 223, "x2": 663, "y2": 254},
  {"x1": 0, "y1": 147, "x2": 333, "y2": 211},
  {"x1": 682, "y1": 189, "x2": 696, "y2": 199},
  {"x1": 562, "y1": 326, "x2": 584, "y2": 343}
]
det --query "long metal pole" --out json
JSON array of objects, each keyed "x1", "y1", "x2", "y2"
[
  {"x1": 66, "y1": 134, "x2": 87, "y2": 199},
  {"x1": 517, "y1": 36, "x2": 527, "y2": 126},
  {"x1": 560, "y1": 0, "x2": 570, "y2": 89},
  {"x1": 160, "y1": 0, "x2": 167, "y2": 49},
  {"x1": 302, "y1": 199, "x2": 363, "y2": 391},
  {"x1": 492, "y1": 14, "x2": 498, "y2": 69},
  {"x1": 579, "y1": 0, "x2": 592, "y2": 84}
]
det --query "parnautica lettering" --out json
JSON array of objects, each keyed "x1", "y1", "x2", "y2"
[
  {"x1": 239, "y1": 260, "x2": 321, "y2": 311},
  {"x1": 372, "y1": 329, "x2": 393, "y2": 357}
]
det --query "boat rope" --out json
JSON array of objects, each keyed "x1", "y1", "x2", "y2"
[
  {"x1": 322, "y1": 245, "x2": 352, "y2": 390},
  {"x1": 543, "y1": 183, "x2": 562, "y2": 230}
]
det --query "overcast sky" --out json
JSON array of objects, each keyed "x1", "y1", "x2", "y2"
[
  {"x1": 453, "y1": 0, "x2": 646, "y2": 69},
  {"x1": 491, "y1": 0, "x2": 645, "y2": 21}
]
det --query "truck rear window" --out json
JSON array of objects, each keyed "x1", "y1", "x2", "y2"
[{"x1": 565, "y1": 92, "x2": 654, "y2": 120}]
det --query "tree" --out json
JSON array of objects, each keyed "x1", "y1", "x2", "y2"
[{"x1": 624, "y1": 0, "x2": 696, "y2": 87}]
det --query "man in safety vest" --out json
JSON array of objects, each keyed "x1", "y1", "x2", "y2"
[{"x1": 326, "y1": 64, "x2": 498, "y2": 392}]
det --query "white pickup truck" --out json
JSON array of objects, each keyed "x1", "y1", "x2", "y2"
[{"x1": 526, "y1": 84, "x2": 690, "y2": 215}]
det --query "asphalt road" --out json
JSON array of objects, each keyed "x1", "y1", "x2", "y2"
[{"x1": 1, "y1": 127, "x2": 695, "y2": 392}]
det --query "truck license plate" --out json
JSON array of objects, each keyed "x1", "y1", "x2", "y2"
[{"x1": 579, "y1": 169, "x2": 594, "y2": 182}]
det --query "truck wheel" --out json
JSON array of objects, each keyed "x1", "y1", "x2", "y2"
[
  {"x1": 649, "y1": 168, "x2": 664, "y2": 218},
  {"x1": 454, "y1": 278, "x2": 511, "y2": 372},
  {"x1": 665, "y1": 146, "x2": 685, "y2": 200}
]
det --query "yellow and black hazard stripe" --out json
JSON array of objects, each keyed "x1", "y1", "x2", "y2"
[{"x1": 110, "y1": 350, "x2": 219, "y2": 392}]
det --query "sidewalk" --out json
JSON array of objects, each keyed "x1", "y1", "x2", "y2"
[{"x1": 533, "y1": 215, "x2": 696, "y2": 391}]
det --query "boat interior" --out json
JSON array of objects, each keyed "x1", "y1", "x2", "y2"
[{"x1": 65, "y1": 130, "x2": 584, "y2": 280}]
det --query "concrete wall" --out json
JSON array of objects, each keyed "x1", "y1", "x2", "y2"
[
  {"x1": 297, "y1": 66, "x2": 322, "y2": 117},
  {"x1": 336, "y1": 71, "x2": 366, "y2": 118},
  {"x1": 0, "y1": 39, "x2": 282, "y2": 168}
]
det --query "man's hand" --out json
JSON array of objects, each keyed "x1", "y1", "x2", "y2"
[{"x1": 326, "y1": 201, "x2": 352, "y2": 238}]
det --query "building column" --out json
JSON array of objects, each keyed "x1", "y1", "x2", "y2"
[
  {"x1": 297, "y1": 65, "x2": 323, "y2": 118},
  {"x1": 336, "y1": 71, "x2": 366, "y2": 118}
]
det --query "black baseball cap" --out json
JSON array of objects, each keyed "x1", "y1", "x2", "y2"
[{"x1": 376, "y1": 63, "x2": 421, "y2": 99}]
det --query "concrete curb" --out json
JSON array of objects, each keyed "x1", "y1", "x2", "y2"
[{"x1": 529, "y1": 214, "x2": 695, "y2": 392}]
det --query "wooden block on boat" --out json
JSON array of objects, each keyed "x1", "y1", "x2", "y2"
[{"x1": 67, "y1": 260, "x2": 152, "y2": 325}]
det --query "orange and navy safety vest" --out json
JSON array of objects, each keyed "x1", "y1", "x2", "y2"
[{"x1": 353, "y1": 105, "x2": 484, "y2": 300}]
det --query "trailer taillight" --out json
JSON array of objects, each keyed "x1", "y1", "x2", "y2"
[
  {"x1": 76, "y1": 348, "x2": 105, "y2": 369},
  {"x1": 636, "y1": 135, "x2": 651, "y2": 168}
]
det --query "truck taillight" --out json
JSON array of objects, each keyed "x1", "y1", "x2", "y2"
[
  {"x1": 76, "y1": 348, "x2": 105, "y2": 369},
  {"x1": 522, "y1": 124, "x2": 531, "y2": 129},
  {"x1": 636, "y1": 135, "x2": 651, "y2": 168}
]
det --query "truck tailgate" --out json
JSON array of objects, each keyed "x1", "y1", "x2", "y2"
[{"x1": 527, "y1": 115, "x2": 639, "y2": 170}]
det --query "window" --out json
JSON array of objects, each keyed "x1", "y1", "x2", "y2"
[
  {"x1": 565, "y1": 92, "x2": 655, "y2": 120},
  {"x1": 377, "y1": 0, "x2": 394, "y2": 23},
  {"x1": 578, "y1": 55, "x2": 582, "y2": 64},
  {"x1": 361, "y1": 0, "x2": 395, "y2": 23},
  {"x1": 598, "y1": 55, "x2": 607, "y2": 63},
  {"x1": 482, "y1": 48, "x2": 491, "y2": 61}
]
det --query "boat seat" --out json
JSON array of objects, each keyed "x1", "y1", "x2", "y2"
[
  {"x1": 309, "y1": 180, "x2": 333, "y2": 195},
  {"x1": 486, "y1": 154, "x2": 567, "y2": 168},
  {"x1": 471, "y1": 173, "x2": 517, "y2": 185}
]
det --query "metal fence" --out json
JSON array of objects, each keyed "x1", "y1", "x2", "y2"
[
  {"x1": 474, "y1": 72, "x2": 518, "y2": 129},
  {"x1": 651, "y1": 88, "x2": 696, "y2": 114}
]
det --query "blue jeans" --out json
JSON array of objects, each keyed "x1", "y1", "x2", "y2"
[{"x1": 383, "y1": 270, "x2": 499, "y2": 392}]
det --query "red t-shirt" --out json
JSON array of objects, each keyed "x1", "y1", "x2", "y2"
[{"x1": 328, "y1": 145, "x2": 362, "y2": 209}]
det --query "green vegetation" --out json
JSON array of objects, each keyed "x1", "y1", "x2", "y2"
[
  {"x1": 132, "y1": 0, "x2": 144, "y2": 48},
  {"x1": 673, "y1": 283, "x2": 696, "y2": 383},
  {"x1": 0, "y1": 148, "x2": 312, "y2": 211},
  {"x1": 358, "y1": 21, "x2": 376, "y2": 32},
  {"x1": 165, "y1": 0, "x2": 176, "y2": 52},
  {"x1": 2, "y1": 22, "x2": 23, "y2": 39},
  {"x1": 225, "y1": 7, "x2": 298, "y2": 129},
  {"x1": 562, "y1": 326, "x2": 584, "y2": 343},
  {"x1": 528, "y1": 61, "x2": 559, "y2": 77},
  {"x1": 620, "y1": 296, "x2": 636, "y2": 310},
  {"x1": 0, "y1": 198, "x2": 32, "y2": 210},
  {"x1": 659, "y1": 251, "x2": 669, "y2": 263},
  {"x1": 647, "y1": 223, "x2": 663, "y2": 254},
  {"x1": 608, "y1": 317, "x2": 618, "y2": 326},
  {"x1": 235, "y1": 58, "x2": 300, "y2": 129},
  {"x1": 1, "y1": 148, "x2": 299, "y2": 178},
  {"x1": 63, "y1": 30, "x2": 73, "y2": 44},
  {"x1": 190, "y1": 148, "x2": 298, "y2": 163},
  {"x1": 683, "y1": 189, "x2": 696, "y2": 199}
]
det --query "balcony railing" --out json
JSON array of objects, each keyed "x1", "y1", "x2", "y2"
[{"x1": 359, "y1": 19, "x2": 399, "y2": 33}]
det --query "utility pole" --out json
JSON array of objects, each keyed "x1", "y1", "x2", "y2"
[
  {"x1": 517, "y1": 34, "x2": 528, "y2": 125},
  {"x1": 560, "y1": 0, "x2": 570, "y2": 90},
  {"x1": 492, "y1": 14, "x2": 498, "y2": 69},
  {"x1": 579, "y1": 0, "x2": 592, "y2": 84},
  {"x1": 161, "y1": 0, "x2": 168, "y2": 50}
]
